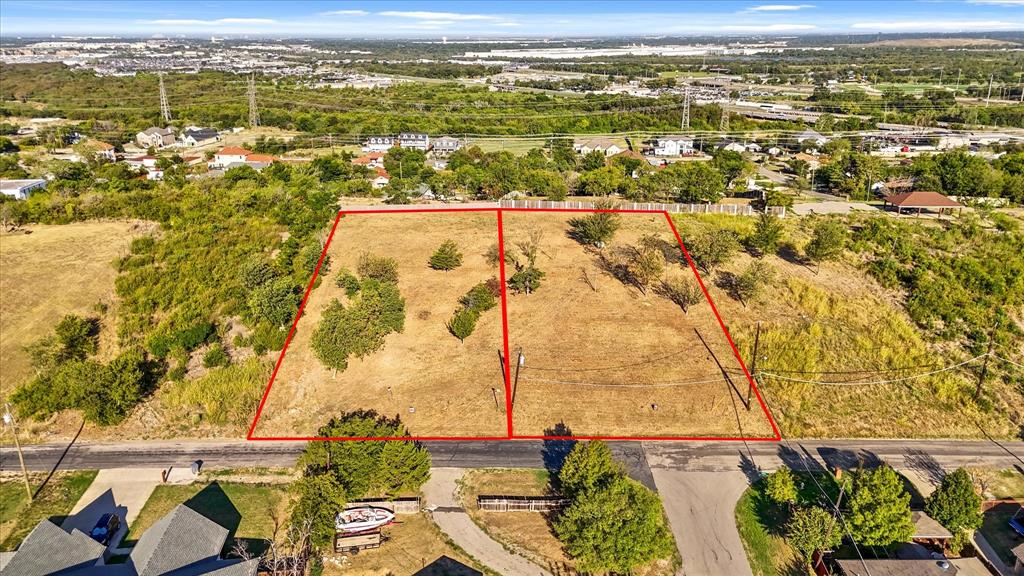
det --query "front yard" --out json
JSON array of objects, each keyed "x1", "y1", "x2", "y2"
[{"x1": 0, "y1": 470, "x2": 98, "y2": 551}]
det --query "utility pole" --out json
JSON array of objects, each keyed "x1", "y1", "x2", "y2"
[
  {"x1": 3, "y1": 403, "x2": 32, "y2": 502},
  {"x1": 954, "y1": 68, "x2": 962, "y2": 94},
  {"x1": 975, "y1": 331, "x2": 995, "y2": 399},
  {"x1": 158, "y1": 72, "x2": 172, "y2": 124},
  {"x1": 985, "y1": 73, "x2": 994, "y2": 107},
  {"x1": 681, "y1": 87, "x2": 690, "y2": 131},
  {"x1": 247, "y1": 73, "x2": 260, "y2": 129},
  {"x1": 748, "y1": 322, "x2": 761, "y2": 408}
]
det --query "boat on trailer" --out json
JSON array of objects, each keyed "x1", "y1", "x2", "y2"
[{"x1": 336, "y1": 507, "x2": 395, "y2": 533}]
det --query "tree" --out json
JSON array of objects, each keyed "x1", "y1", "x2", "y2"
[
  {"x1": 447, "y1": 308, "x2": 479, "y2": 342},
  {"x1": 509, "y1": 230, "x2": 545, "y2": 294},
  {"x1": 765, "y1": 467, "x2": 798, "y2": 506},
  {"x1": 805, "y1": 219, "x2": 848, "y2": 265},
  {"x1": 291, "y1": 474, "x2": 346, "y2": 550},
  {"x1": 640, "y1": 161, "x2": 725, "y2": 203},
  {"x1": 684, "y1": 229, "x2": 740, "y2": 273},
  {"x1": 925, "y1": 468, "x2": 983, "y2": 534},
  {"x1": 568, "y1": 209, "x2": 621, "y2": 247},
  {"x1": 749, "y1": 212, "x2": 785, "y2": 257},
  {"x1": 657, "y1": 276, "x2": 704, "y2": 313},
  {"x1": 429, "y1": 239, "x2": 464, "y2": 271},
  {"x1": 247, "y1": 277, "x2": 299, "y2": 327},
  {"x1": 554, "y1": 475, "x2": 675, "y2": 574},
  {"x1": 581, "y1": 149, "x2": 607, "y2": 171},
  {"x1": 240, "y1": 256, "x2": 277, "y2": 289},
  {"x1": 627, "y1": 237, "x2": 666, "y2": 294},
  {"x1": 787, "y1": 506, "x2": 841, "y2": 561},
  {"x1": 357, "y1": 253, "x2": 399, "y2": 284},
  {"x1": 559, "y1": 440, "x2": 621, "y2": 499},
  {"x1": 847, "y1": 466, "x2": 914, "y2": 548},
  {"x1": 711, "y1": 149, "x2": 752, "y2": 190},
  {"x1": 732, "y1": 261, "x2": 774, "y2": 305},
  {"x1": 310, "y1": 280, "x2": 406, "y2": 372}
]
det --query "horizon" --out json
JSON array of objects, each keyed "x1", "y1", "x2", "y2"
[{"x1": 1, "y1": 0, "x2": 1023, "y2": 39}]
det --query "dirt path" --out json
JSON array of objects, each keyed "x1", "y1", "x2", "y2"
[{"x1": 422, "y1": 468, "x2": 551, "y2": 576}]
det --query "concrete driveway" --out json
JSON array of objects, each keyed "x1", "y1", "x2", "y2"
[
  {"x1": 422, "y1": 468, "x2": 551, "y2": 576},
  {"x1": 62, "y1": 468, "x2": 169, "y2": 549}
]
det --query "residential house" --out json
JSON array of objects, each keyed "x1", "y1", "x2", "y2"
[
  {"x1": 432, "y1": 136, "x2": 462, "y2": 156},
  {"x1": 84, "y1": 139, "x2": 116, "y2": 161},
  {"x1": 363, "y1": 136, "x2": 395, "y2": 152},
  {"x1": 372, "y1": 167, "x2": 391, "y2": 189},
  {"x1": 209, "y1": 146, "x2": 275, "y2": 170},
  {"x1": 766, "y1": 146, "x2": 784, "y2": 156},
  {"x1": 125, "y1": 155, "x2": 159, "y2": 170},
  {"x1": 0, "y1": 178, "x2": 47, "y2": 200},
  {"x1": 653, "y1": 137, "x2": 694, "y2": 156},
  {"x1": 352, "y1": 152, "x2": 385, "y2": 168},
  {"x1": 179, "y1": 127, "x2": 220, "y2": 147},
  {"x1": 835, "y1": 558, "x2": 990, "y2": 576},
  {"x1": 136, "y1": 127, "x2": 175, "y2": 149},
  {"x1": 1, "y1": 504, "x2": 258, "y2": 576},
  {"x1": 793, "y1": 152, "x2": 820, "y2": 170},
  {"x1": 716, "y1": 140, "x2": 746, "y2": 154},
  {"x1": 575, "y1": 137, "x2": 623, "y2": 157},
  {"x1": 797, "y1": 128, "x2": 829, "y2": 148},
  {"x1": 745, "y1": 142, "x2": 763, "y2": 153},
  {"x1": 399, "y1": 132, "x2": 430, "y2": 151}
]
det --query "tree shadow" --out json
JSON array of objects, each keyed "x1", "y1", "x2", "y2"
[
  {"x1": 542, "y1": 422, "x2": 576, "y2": 494},
  {"x1": 739, "y1": 451, "x2": 763, "y2": 485},
  {"x1": 903, "y1": 448, "x2": 946, "y2": 488},
  {"x1": 777, "y1": 444, "x2": 826, "y2": 474},
  {"x1": 413, "y1": 555, "x2": 483, "y2": 576},
  {"x1": 777, "y1": 242, "x2": 807, "y2": 267},
  {"x1": 816, "y1": 447, "x2": 881, "y2": 473}
]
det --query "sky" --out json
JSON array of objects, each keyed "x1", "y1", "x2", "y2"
[{"x1": 0, "y1": 0, "x2": 1022, "y2": 38}]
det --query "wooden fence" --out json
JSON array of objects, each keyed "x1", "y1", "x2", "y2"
[
  {"x1": 345, "y1": 497, "x2": 421, "y2": 515},
  {"x1": 477, "y1": 495, "x2": 569, "y2": 512},
  {"x1": 499, "y1": 199, "x2": 786, "y2": 217}
]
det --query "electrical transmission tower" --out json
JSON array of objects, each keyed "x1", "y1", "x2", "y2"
[
  {"x1": 248, "y1": 74, "x2": 260, "y2": 128},
  {"x1": 719, "y1": 108, "x2": 729, "y2": 133},
  {"x1": 158, "y1": 72, "x2": 172, "y2": 123},
  {"x1": 681, "y1": 88, "x2": 690, "y2": 131}
]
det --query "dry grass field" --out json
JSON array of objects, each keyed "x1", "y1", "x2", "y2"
[
  {"x1": 252, "y1": 211, "x2": 509, "y2": 438},
  {"x1": 503, "y1": 212, "x2": 776, "y2": 439},
  {"x1": 0, "y1": 222, "x2": 149, "y2": 393}
]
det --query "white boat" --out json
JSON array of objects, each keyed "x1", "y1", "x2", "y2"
[{"x1": 335, "y1": 507, "x2": 395, "y2": 533}]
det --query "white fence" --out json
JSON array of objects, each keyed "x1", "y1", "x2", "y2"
[{"x1": 499, "y1": 199, "x2": 785, "y2": 217}]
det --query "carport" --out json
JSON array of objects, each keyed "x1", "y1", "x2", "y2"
[{"x1": 883, "y1": 190, "x2": 963, "y2": 218}]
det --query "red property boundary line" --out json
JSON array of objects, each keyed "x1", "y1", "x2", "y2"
[{"x1": 247, "y1": 206, "x2": 781, "y2": 443}]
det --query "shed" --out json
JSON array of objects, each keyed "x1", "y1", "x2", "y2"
[{"x1": 883, "y1": 191, "x2": 962, "y2": 218}]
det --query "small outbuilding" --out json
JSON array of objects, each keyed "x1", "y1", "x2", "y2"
[{"x1": 883, "y1": 191, "x2": 962, "y2": 218}]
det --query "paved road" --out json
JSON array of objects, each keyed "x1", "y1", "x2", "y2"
[
  {"x1": 423, "y1": 468, "x2": 551, "y2": 576},
  {"x1": 5, "y1": 438, "x2": 1019, "y2": 474}
]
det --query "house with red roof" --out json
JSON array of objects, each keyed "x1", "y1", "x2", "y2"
[
  {"x1": 210, "y1": 146, "x2": 276, "y2": 170},
  {"x1": 372, "y1": 166, "x2": 390, "y2": 189}
]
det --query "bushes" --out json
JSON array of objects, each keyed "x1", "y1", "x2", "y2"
[
  {"x1": 357, "y1": 252, "x2": 400, "y2": 284},
  {"x1": 311, "y1": 270, "x2": 406, "y2": 371},
  {"x1": 164, "y1": 358, "x2": 268, "y2": 425},
  {"x1": 202, "y1": 344, "x2": 230, "y2": 368},
  {"x1": 447, "y1": 308, "x2": 479, "y2": 342},
  {"x1": 568, "y1": 210, "x2": 621, "y2": 246},
  {"x1": 683, "y1": 228, "x2": 740, "y2": 273},
  {"x1": 448, "y1": 279, "x2": 500, "y2": 341}
]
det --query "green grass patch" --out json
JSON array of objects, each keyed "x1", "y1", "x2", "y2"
[
  {"x1": 124, "y1": 481, "x2": 290, "y2": 556},
  {"x1": 163, "y1": 358, "x2": 269, "y2": 426},
  {"x1": 979, "y1": 502, "x2": 1024, "y2": 566},
  {"x1": 0, "y1": 470, "x2": 98, "y2": 551}
]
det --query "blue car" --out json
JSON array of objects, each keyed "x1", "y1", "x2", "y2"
[{"x1": 89, "y1": 513, "x2": 121, "y2": 545}]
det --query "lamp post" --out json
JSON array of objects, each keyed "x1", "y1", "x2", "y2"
[{"x1": 3, "y1": 403, "x2": 32, "y2": 502}]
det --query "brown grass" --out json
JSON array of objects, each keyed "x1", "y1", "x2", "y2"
[
  {"x1": 0, "y1": 221, "x2": 150, "y2": 393},
  {"x1": 323, "y1": 512, "x2": 484, "y2": 576},
  {"x1": 252, "y1": 211, "x2": 509, "y2": 438},
  {"x1": 503, "y1": 212, "x2": 776, "y2": 438}
]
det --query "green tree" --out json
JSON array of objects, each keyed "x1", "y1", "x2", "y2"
[
  {"x1": 357, "y1": 253, "x2": 399, "y2": 284},
  {"x1": 429, "y1": 239, "x2": 464, "y2": 271},
  {"x1": 732, "y1": 261, "x2": 774, "y2": 305},
  {"x1": 311, "y1": 280, "x2": 406, "y2": 372},
  {"x1": 239, "y1": 256, "x2": 277, "y2": 289},
  {"x1": 581, "y1": 150, "x2": 607, "y2": 171},
  {"x1": 787, "y1": 506, "x2": 841, "y2": 560},
  {"x1": 684, "y1": 229, "x2": 740, "y2": 273},
  {"x1": 447, "y1": 308, "x2": 479, "y2": 342},
  {"x1": 765, "y1": 467, "x2": 798, "y2": 506},
  {"x1": 805, "y1": 219, "x2": 848, "y2": 265},
  {"x1": 749, "y1": 212, "x2": 785, "y2": 257},
  {"x1": 559, "y1": 440, "x2": 621, "y2": 499},
  {"x1": 247, "y1": 277, "x2": 298, "y2": 327},
  {"x1": 554, "y1": 475, "x2": 675, "y2": 574},
  {"x1": 925, "y1": 468, "x2": 983, "y2": 534},
  {"x1": 568, "y1": 210, "x2": 621, "y2": 247},
  {"x1": 291, "y1": 474, "x2": 346, "y2": 550},
  {"x1": 847, "y1": 466, "x2": 914, "y2": 548},
  {"x1": 657, "y1": 276, "x2": 704, "y2": 314}
]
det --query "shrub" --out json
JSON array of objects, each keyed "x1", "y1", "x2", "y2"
[
  {"x1": 568, "y1": 210, "x2": 621, "y2": 246},
  {"x1": 247, "y1": 277, "x2": 299, "y2": 327},
  {"x1": 459, "y1": 281, "x2": 498, "y2": 313},
  {"x1": 684, "y1": 229, "x2": 740, "y2": 272},
  {"x1": 335, "y1": 269, "x2": 361, "y2": 297},
  {"x1": 311, "y1": 279, "x2": 406, "y2": 371},
  {"x1": 749, "y1": 212, "x2": 785, "y2": 256},
  {"x1": 626, "y1": 237, "x2": 666, "y2": 294},
  {"x1": 786, "y1": 506, "x2": 841, "y2": 561},
  {"x1": 428, "y1": 239, "x2": 464, "y2": 271},
  {"x1": 447, "y1": 308, "x2": 479, "y2": 342},
  {"x1": 657, "y1": 276, "x2": 704, "y2": 313},
  {"x1": 805, "y1": 219, "x2": 848, "y2": 264},
  {"x1": 509, "y1": 266, "x2": 545, "y2": 294},
  {"x1": 765, "y1": 467, "x2": 798, "y2": 505},
  {"x1": 732, "y1": 261, "x2": 774, "y2": 305},
  {"x1": 357, "y1": 253, "x2": 399, "y2": 284},
  {"x1": 202, "y1": 344, "x2": 230, "y2": 368}
]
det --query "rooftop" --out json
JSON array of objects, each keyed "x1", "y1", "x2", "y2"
[
  {"x1": 836, "y1": 559, "x2": 959, "y2": 576},
  {"x1": 884, "y1": 191, "x2": 962, "y2": 208}
]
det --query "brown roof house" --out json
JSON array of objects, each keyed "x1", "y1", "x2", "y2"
[{"x1": 883, "y1": 191, "x2": 963, "y2": 218}]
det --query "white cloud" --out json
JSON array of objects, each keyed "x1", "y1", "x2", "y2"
[
  {"x1": 144, "y1": 17, "x2": 276, "y2": 26},
  {"x1": 722, "y1": 23, "x2": 817, "y2": 30},
  {"x1": 494, "y1": 22, "x2": 522, "y2": 27},
  {"x1": 851, "y1": 19, "x2": 1022, "y2": 30},
  {"x1": 377, "y1": 11, "x2": 503, "y2": 21},
  {"x1": 965, "y1": 0, "x2": 1024, "y2": 5},
  {"x1": 321, "y1": 10, "x2": 369, "y2": 16},
  {"x1": 748, "y1": 4, "x2": 815, "y2": 11}
]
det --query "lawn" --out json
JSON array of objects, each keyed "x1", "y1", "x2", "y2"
[
  {"x1": 324, "y1": 512, "x2": 488, "y2": 576},
  {"x1": 979, "y1": 501, "x2": 1024, "y2": 566},
  {"x1": 458, "y1": 468, "x2": 676, "y2": 576},
  {"x1": 124, "y1": 481, "x2": 290, "y2": 556},
  {"x1": 503, "y1": 211, "x2": 776, "y2": 438},
  {"x1": 0, "y1": 470, "x2": 98, "y2": 551},
  {"x1": 0, "y1": 222, "x2": 151, "y2": 393},
  {"x1": 251, "y1": 211, "x2": 509, "y2": 438}
]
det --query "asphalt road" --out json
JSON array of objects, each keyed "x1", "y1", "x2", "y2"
[{"x1": 4, "y1": 438, "x2": 1021, "y2": 476}]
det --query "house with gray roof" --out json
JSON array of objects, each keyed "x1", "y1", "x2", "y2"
[{"x1": 1, "y1": 505, "x2": 257, "y2": 576}]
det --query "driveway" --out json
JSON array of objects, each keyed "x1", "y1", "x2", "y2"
[
  {"x1": 651, "y1": 469, "x2": 753, "y2": 576},
  {"x1": 62, "y1": 468, "x2": 170, "y2": 549},
  {"x1": 791, "y1": 201, "x2": 881, "y2": 215},
  {"x1": 422, "y1": 468, "x2": 551, "y2": 576}
]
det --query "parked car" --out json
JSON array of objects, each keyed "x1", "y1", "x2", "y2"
[{"x1": 89, "y1": 513, "x2": 120, "y2": 545}]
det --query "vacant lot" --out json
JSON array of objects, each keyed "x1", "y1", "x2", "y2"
[
  {"x1": 253, "y1": 211, "x2": 508, "y2": 438},
  {"x1": 0, "y1": 222, "x2": 149, "y2": 392},
  {"x1": 0, "y1": 470, "x2": 98, "y2": 551},
  {"x1": 503, "y1": 211, "x2": 776, "y2": 438}
]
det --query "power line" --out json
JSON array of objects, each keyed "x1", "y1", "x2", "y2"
[
  {"x1": 248, "y1": 73, "x2": 260, "y2": 129},
  {"x1": 758, "y1": 353, "x2": 989, "y2": 386}
]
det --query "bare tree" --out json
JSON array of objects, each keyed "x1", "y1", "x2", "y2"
[{"x1": 580, "y1": 266, "x2": 598, "y2": 292}]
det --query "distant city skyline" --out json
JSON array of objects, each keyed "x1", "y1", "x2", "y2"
[{"x1": 1, "y1": 0, "x2": 1022, "y2": 38}]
